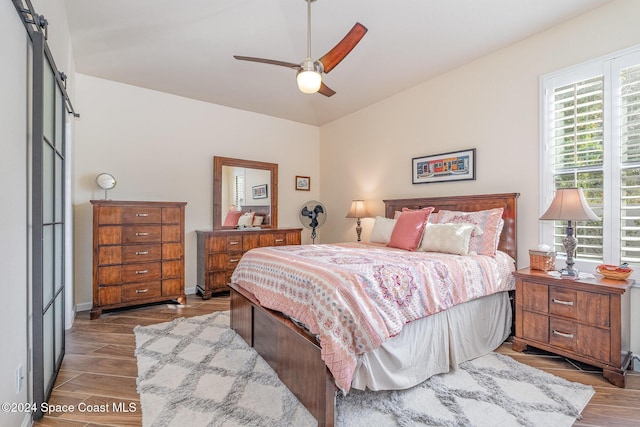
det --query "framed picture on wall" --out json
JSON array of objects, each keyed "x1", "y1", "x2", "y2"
[
  {"x1": 412, "y1": 148, "x2": 476, "y2": 184},
  {"x1": 296, "y1": 176, "x2": 310, "y2": 191},
  {"x1": 252, "y1": 184, "x2": 268, "y2": 199}
]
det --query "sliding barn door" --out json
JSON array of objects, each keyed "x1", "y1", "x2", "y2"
[{"x1": 31, "y1": 30, "x2": 66, "y2": 420}]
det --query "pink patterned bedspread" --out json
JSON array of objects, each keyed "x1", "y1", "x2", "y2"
[{"x1": 231, "y1": 242, "x2": 515, "y2": 392}]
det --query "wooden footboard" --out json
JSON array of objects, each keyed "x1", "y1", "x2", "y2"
[{"x1": 229, "y1": 282, "x2": 337, "y2": 427}]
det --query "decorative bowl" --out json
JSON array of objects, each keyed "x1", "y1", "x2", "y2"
[{"x1": 595, "y1": 264, "x2": 633, "y2": 280}]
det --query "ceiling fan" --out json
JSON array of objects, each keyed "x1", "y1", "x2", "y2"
[{"x1": 234, "y1": 0, "x2": 367, "y2": 97}]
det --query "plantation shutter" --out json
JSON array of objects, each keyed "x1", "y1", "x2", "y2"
[
  {"x1": 234, "y1": 175, "x2": 245, "y2": 206},
  {"x1": 620, "y1": 63, "x2": 640, "y2": 263},
  {"x1": 550, "y1": 76, "x2": 604, "y2": 261}
]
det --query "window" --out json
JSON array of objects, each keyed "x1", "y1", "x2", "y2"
[
  {"x1": 234, "y1": 174, "x2": 245, "y2": 206},
  {"x1": 541, "y1": 46, "x2": 640, "y2": 273}
]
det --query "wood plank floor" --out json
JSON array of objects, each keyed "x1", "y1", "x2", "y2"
[{"x1": 34, "y1": 294, "x2": 640, "y2": 426}]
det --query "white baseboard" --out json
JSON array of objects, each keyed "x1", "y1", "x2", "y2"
[{"x1": 74, "y1": 286, "x2": 198, "y2": 314}]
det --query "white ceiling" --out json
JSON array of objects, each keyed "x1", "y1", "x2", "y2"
[{"x1": 63, "y1": 0, "x2": 611, "y2": 126}]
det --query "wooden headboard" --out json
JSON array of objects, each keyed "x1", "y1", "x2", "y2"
[{"x1": 383, "y1": 193, "x2": 519, "y2": 262}]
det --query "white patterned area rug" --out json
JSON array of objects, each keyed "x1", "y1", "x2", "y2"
[{"x1": 134, "y1": 312, "x2": 594, "y2": 427}]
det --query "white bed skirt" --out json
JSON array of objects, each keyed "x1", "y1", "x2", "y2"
[{"x1": 351, "y1": 291, "x2": 512, "y2": 391}]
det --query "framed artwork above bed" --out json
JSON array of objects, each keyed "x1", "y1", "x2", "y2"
[{"x1": 412, "y1": 148, "x2": 476, "y2": 184}]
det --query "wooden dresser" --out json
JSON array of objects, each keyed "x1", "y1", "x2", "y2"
[
  {"x1": 512, "y1": 268, "x2": 632, "y2": 387},
  {"x1": 196, "y1": 228, "x2": 302, "y2": 299},
  {"x1": 90, "y1": 200, "x2": 187, "y2": 319}
]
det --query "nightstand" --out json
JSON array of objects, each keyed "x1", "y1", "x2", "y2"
[{"x1": 512, "y1": 268, "x2": 633, "y2": 387}]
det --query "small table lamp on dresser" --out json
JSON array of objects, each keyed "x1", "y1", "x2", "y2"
[
  {"x1": 346, "y1": 199, "x2": 372, "y2": 242},
  {"x1": 539, "y1": 187, "x2": 600, "y2": 277}
]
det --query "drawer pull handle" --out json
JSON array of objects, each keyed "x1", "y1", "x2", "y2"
[
  {"x1": 229, "y1": 258, "x2": 240, "y2": 263},
  {"x1": 135, "y1": 269, "x2": 149, "y2": 274},
  {"x1": 136, "y1": 251, "x2": 149, "y2": 255},
  {"x1": 275, "y1": 239, "x2": 284, "y2": 243},
  {"x1": 135, "y1": 232, "x2": 149, "y2": 236},
  {"x1": 552, "y1": 298, "x2": 574, "y2": 306},
  {"x1": 552, "y1": 329, "x2": 574, "y2": 339},
  {"x1": 229, "y1": 241, "x2": 240, "y2": 245},
  {"x1": 135, "y1": 288, "x2": 149, "y2": 293},
  {"x1": 136, "y1": 213, "x2": 149, "y2": 217}
]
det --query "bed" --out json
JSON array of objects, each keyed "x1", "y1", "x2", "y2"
[{"x1": 228, "y1": 192, "x2": 519, "y2": 426}]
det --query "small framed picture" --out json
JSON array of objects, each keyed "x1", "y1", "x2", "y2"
[
  {"x1": 252, "y1": 184, "x2": 268, "y2": 199},
  {"x1": 295, "y1": 176, "x2": 310, "y2": 191},
  {"x1": 412, "y1": 148, "x2": 476, "y2": 184}
]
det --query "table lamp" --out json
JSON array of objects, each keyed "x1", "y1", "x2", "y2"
[
  {"x1": 346, "y1": 200, "x2": 372, "y2": 242},
  {"x1": 539, "y1": 187, "x2": 600, "y2": 277}
]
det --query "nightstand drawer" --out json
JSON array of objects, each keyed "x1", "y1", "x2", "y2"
[
  {"x1": 550, "y1": 318, "x2": 577, "y2": 352},
  {"x1": 549, "y1": 287, "x2": 577, "y2": 319}
]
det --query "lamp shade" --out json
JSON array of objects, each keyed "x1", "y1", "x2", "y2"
[
  {"x1": 539, "y1": 188, "x2": 600, "y2": 221},
  {"x1": 346, "y1": 200, "x2": 372, "y2": 218}
]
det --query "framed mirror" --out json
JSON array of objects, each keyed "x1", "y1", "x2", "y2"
[{"x1": 213, "y1": 156, "x2": 278, "y2": 230}]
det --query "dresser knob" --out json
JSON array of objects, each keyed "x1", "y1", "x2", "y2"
[
  {"x1": 135, "y1": 288, "x2": 149, "y2": 293},
  {"x1": 135, "y1": 269, "x2": 149, "y2": 274},
  {"x1": 136, "y1": 251, "x2": 149, "y2": 255},
  {"x1": 135, "y1": 232, "x2": 149, "y2": 236},
  {"x1": 135, "y1": 213, "x2": 149, "y2": 217}
]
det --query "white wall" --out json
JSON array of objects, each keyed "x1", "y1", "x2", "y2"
[
  {"x1": 318, "y1": 0, "x2": 640, "y2": 353},
  {"x1": 72, "y1": 75, "x2": 320, "y2": 307}
]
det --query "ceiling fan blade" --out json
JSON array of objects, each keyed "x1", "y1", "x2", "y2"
[
  {"x1": 318, "y1": 82, "x2": 336, "y2": 97},
  {"x1": 233, "y1": 56, "x2": 301, "y2": 70},
  {"x1": 318, "y1": 22, "x2": 368, "y2": 74}
]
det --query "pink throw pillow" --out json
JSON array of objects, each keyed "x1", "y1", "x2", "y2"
[
  {"x1": 387, "y1": 207, "x2": 434, "y2": 251},
  {"x1": 223, "y1": 210, "x2": 243, "y2": 226},
  {"x1": 436, "y1": 208, "x2": 504, "y2": 256}
]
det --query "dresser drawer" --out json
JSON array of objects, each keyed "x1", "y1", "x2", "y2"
[
  {"x1": 226, "y1": 235, "x2": 243, "y2": 251},
  {"x1": 122, "y1": 281, "x2": 162, "y2": 302},
  {"x1": 97, "y1": 206, "x2": 163, "y2": 225},
  {"x1": 122, "y1": 262, "x2": 161, "y2": 283},
  {"x1": 122, "y1": 226, "x2": 162, "y2": 243},
  {"x1": 121, "y1": 207, "x2": 162, "y2": 224},
  {"x1": 122, "y1": 244, "x2": 161, "y2": 263},
  {"x1": 207, "y1": 252, "x2": 242, "y2": 271},
  {"x1": 260, "y1": 232, "x2": 287, "y2": 247}
]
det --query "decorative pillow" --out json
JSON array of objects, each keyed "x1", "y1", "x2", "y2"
[
  {"x1": 387, "y1": 207, "x2": 434, "y2": 251},
  {"x1": 369, "y1": 216, "x2": 397, "y2": 244},
  {"x1": 436, "y1": 208, "x2": 504, "y2": 256},
  {"x1": 223, "y1": 209, "x2": 243, "y2": 226},
  {"x1": 237, "y1": 212, "x2": 255, "y2": 227},
  {"x1": 252, "y1": 215, "x2": 264, "y2": 226},
  {"x1": 419, "y1": 223, "x2": 483, "y2": 255},
  {"x1": 394, "y1": 208, "x2": 435, "y2": 222}
]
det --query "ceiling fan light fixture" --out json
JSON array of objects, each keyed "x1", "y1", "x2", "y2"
[
  {"x1": 297, "y1": 70, "x2": 322, "y2": 94},
  {"x1": 297, "y1": 59, "x2": 322, "y2": 94}
]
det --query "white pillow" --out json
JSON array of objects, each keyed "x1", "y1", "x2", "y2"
[
  {"x1": 419, "y1": 223, "x2": 483, "y2": 255},
  {"x1": 237, "y1": 212, "x2": 255, "y2": 227},
  {"x1": 369, "y1": 216, "x2": 397, "y2": 244}
]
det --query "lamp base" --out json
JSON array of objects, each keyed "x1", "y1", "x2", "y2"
[{"x1": 559, "y1": 267, "x2": 578, "y2": 279}]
